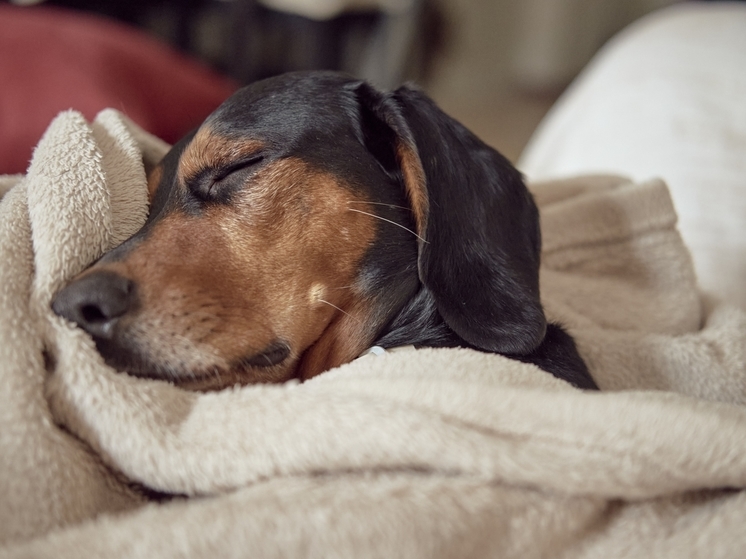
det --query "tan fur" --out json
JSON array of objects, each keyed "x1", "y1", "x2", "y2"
[
  {"x1": 396, "y1": 141, "x2": 429, "y2": 240},
  {"x1": 178, "y1": 126, "x2": 264, "y2": 186},
  {"x1": 296, "y1": 298, "x2": 374, "y2": 381},
  {"x1": 146, "y1": 164, "x2": 162, "y2": 202}
]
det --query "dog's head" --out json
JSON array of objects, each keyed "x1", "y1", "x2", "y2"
[{"x1": 52, "y1": 71, "x2": 546, "y2": 390}]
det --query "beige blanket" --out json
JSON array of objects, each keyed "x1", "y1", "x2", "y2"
[{"x1": 2, "y1": 110, "x2": 746, "y2": 558}]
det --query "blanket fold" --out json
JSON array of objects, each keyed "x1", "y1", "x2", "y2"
[{"x1": 2, "y1": 110, "x2": 745, "y2": 558}]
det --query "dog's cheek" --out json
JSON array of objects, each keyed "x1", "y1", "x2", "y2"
[
  {"x1": 214, "y1": 165, "x2": 379, "y2": 346},
  {"x1": 112, "y1": 215, "x2": 279, "y2": 359}
]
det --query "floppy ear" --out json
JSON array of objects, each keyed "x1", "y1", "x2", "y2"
[{"x1": 354, "y1": 82, "x2": 546, "y2": 355}]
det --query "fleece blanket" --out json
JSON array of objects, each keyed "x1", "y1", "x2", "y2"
[{"x1": 1, "y1": 110, "x2": 746, "y2": 558}]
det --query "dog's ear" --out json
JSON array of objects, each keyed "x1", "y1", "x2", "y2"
[{"x1": 353, "y1": 82, "x2": 546, "y2": 355}]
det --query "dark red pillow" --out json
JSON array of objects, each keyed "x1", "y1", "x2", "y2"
[{"x1": 0, "y1": 4, "x2": 237, "y2": 174}]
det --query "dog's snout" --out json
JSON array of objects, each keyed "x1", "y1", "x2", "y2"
[{"x1": 52, "y1": 271, "x2": 136, "y2": 340}]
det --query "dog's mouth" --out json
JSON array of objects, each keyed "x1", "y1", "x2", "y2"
[
  {"x1": 234, "y1": 340, "x2": 291, "y2": 368},
  {"x1": 92, "y1": 336, "x2": 295, "y2": 390}
]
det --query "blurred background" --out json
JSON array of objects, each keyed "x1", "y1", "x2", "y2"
[
  {"x1": 3, "y1": 1, "x2": 745, "y2": 314},
  {"x1": 3, "y1": 0, "x2": 683, "y2": 168}
]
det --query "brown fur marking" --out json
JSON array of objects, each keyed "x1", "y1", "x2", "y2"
[
  {"x1": 146, "y1": 163, "x2": 163, "y2": 203},
  {"x1": 296, "y1": 297, "x2": 373, "y2": 381},
  {"x1": 396, "y1": 141, "x2": 429, "y2": 240},
  {"x1": 178, "y1": 126, "x2": 265, "y2": 187}
]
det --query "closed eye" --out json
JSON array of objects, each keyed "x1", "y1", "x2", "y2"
[
  {"x1": 192, "y1": 154, "x2": 265, "y2": 202},
  {"x1": 214, "y1": 155, "x2": 265, "y2": 182}
]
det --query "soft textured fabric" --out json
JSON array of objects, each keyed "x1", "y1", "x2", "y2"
[
  {"x1": 519, "y1": 2, "x2": 746, "y2": 310},
  {"x1": 1, "y1": 110, "x2": 746, "y2": 558}
]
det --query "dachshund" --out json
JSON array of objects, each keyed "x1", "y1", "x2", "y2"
[{"x1": 51, "y1": 71, "x2": 598, "y2": 391}]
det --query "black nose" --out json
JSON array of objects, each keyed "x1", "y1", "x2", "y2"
[{"x1": 52, "y1": 271, "x2": 136, "y2": 340}]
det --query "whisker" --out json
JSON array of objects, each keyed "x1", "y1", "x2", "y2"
[
  {"x1": 347, "y1": 208, "x2": 428, "y2": 243},
  {"x1": 347, "y1": 200, "x2": 411, "y2": 212},
  {"x1": 318, "y1": 299, "x2": 361, "y2": 323}
]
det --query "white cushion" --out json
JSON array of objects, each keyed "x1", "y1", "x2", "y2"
[{"x1": 519, "y1": 2, "x2": 746, "y2": 309}]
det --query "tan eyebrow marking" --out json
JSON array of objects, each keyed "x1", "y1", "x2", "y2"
[{"x1": 178, "y1": 126, "x2": 265, "y2": 187}]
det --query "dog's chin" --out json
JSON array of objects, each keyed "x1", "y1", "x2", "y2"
[{"x1": 92, "y1": 337, "x2": 297, "y2": 391}]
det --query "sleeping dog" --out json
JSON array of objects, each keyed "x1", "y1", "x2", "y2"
[{"x1": 52, "y1": 71, "x2": 597, "y2": 391}]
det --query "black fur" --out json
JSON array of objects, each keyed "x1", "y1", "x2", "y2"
[{"x1": 349, "y1": 77, "x2": 597, "y2": 389}]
